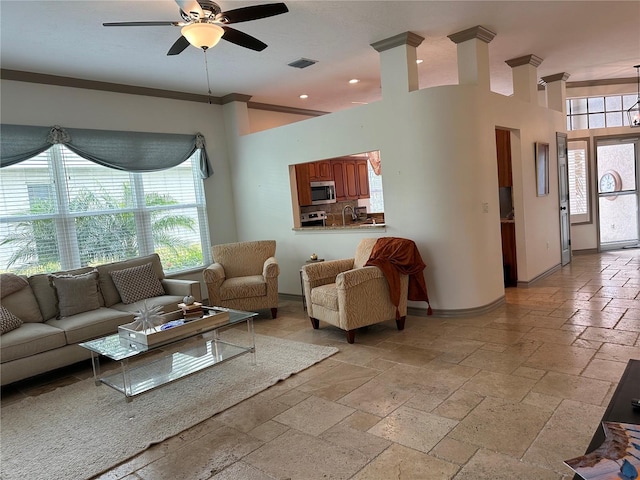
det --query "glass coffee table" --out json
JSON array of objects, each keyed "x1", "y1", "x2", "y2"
[{"x1": 79, "y1": 307, "x2": 257, "y2": 402}]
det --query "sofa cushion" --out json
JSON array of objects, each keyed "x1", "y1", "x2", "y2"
[
  {"x1": 220, "y1": 275, "x2": 266, "y2": 301},
  {"x1": 110, "y1": 262, "x2": 165, "y2": 304},
  {"x1": 47, "y1": 307, "x2": 134, "y2": 344},
  {"x1": 29, "y1": 267, "x2": 98, "y2": 321},
  {"x1": 0, "y1": 306, "x2": 23, "y2": 334},
  {"x1": 0, "y1": 273, "x2": 29, "y2": 298},
  {"x1": 97, "y1": 254, "x2": 165, "y2": 307},
  {"x1": 0, "y1": 322, "x2": 67, "y2": 363},
  {"x1": 1, "y1": 284, "x2": 44, "y2": 323},
  {"x1": 49, "y1": 270, "x2": 102, "y2": 318},
  {"x1": 110, "y1": 295, "x2": 184, "y2": 316}
]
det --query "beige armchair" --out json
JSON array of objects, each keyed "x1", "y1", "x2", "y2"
[
  {"x1": 301, "y1": 238, "x2": 409, "y2": 343},
  {"x1": 204, "y1": 240, "x2": 280, "y2": 318}
]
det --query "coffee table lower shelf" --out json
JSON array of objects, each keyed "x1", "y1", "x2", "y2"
[
  {"x1": 97, "y1": 339, "x2": 253, "y2": 400},
  {"x1": 80, "y1": 307, "x2": 257, "y2": 402}
]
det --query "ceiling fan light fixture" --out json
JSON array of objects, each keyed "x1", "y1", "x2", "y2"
[{"x1": 181, "y1": 23, "x2": 224, "y2": 50}]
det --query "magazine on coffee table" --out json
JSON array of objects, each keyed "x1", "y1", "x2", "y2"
[{"x1": 564, "y1": 422, "x2": 640, "y2": 480}]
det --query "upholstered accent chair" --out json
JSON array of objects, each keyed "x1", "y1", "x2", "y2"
[
  {"x1": 301, "y1": 238, "x2": 409, "y2": 343},
  {"x1": 204, "y1": 240, "x2": 280, "y2": 318}
]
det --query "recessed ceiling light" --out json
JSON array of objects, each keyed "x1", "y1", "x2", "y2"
[
  {"x1": 349, "y1": 79, "x2": 359, "y2": 84},
  {"x1": 299, "y1": 94, "x2": 309, "y2": 99},
  {"x1": 416, "y1": 59, "x2": 423, "y2": 64}
]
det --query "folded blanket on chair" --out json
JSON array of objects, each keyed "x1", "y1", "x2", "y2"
[{"x1": 365, "y1": 237, "x2": 432, "y2": 317}]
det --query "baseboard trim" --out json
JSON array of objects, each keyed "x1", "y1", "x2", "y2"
[
  {"x1": 278, "y1": 293, "x2": 303, "y2": 303},
  {"x1": 517, "y1": 262, "x2": 562, "y2": 287},
  {"x1": 572, "y1": 248, "x2": 598, "y2": 255},
  {"x1": 408, "y1": 296, "x2": 505, "y2": 318}
]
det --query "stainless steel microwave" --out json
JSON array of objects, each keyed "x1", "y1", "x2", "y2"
[{"x1": 310, "y1": 181, "x2": 336, "y2": 205}]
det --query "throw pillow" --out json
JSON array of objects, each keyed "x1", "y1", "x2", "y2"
[
  {"x1": 49, "y1": 270, "x2": 101, "y2": 318},
  {"x1": 110, "y1": 262, "x2": 165, "y2": 304},
  {"x1": 0, "y1": 305, "x2": 23, "y2": 334}
]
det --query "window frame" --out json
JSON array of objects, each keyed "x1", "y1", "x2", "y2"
[{"x1": 0, "y1": 144, "x2": 211, "y2": 275}]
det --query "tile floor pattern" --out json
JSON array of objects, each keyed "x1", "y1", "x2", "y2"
[{"x1": 3, "y1": 250, "x2": 640, "y2": 479}]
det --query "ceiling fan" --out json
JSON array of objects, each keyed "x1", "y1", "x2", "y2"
[{"x1": 103, "y1": 0, "x2": 288, "y2": 55}]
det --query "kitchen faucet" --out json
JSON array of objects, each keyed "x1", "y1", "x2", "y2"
[{"x1": 342, "y1": 205, "x2": 357, "y2": 226}]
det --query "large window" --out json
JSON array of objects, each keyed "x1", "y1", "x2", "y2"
[
  {"x1": 0, "y1": 145, "x2": 210, "y2": 275},
  {"x1": 566, "y1": 94, "x2": 638, "y2": 131},
  {"x1": 567, "y1": 139, "x2": 591, "y2": 224}
]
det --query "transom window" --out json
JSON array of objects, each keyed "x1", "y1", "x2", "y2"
[
  {"x1": 0, "y1": 145, "x2": 211, "y2": 275},
  {"x1": 566, "y1": 94, "x2": 637, "y2": 131}
]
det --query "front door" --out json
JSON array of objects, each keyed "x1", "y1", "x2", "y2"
[
  {"x1": 597, "y1": 137, "x2": 640, "y2": 250},
  {"x1": 557, "y1": 133, "x2": 571, "y2": 265}
]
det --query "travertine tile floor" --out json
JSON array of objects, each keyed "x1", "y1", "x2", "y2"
[{"x1": 3, "y1": 250, "x2": 640, "y2": 479}]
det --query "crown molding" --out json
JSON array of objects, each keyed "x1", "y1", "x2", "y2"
[
  {"x1": 371, "y1": 32, "x2": 425, "y2": 52},
  {"x1": 0, "y1": 69, "x2": 218, "y2": 104},
  {"x1": 506, "y1": 54, "x2": 544, "y2": 68},
  {"x1": 447, "y1": 25, "x2": 496, "y2": 45}
]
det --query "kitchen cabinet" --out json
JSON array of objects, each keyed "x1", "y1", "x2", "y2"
[
  {"x1": 295, "y1": 164, "x2": 312, "y2": 206},
  {"x1": 309, "y1": 160, "x2": 332, "y2": 181},
  {"x1": 496, "y1": 129, "x2": 513, "y2": 187},
  {"x1": 501, "y1": 222, "x2": 517, "y2": 286},
  {"x1": 356, "y1": 159, "x2": 370, "y2": 198},
  {"x1": 333, "y1": 158, "x2": 370, "y2": 200},
  {"x1": 332, "y1": 161, "x2": 346, "y2": 200}
]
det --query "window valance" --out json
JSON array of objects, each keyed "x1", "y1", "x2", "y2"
[{"x1": 0, "y1": 124, "x2": 213, "y2": 178}]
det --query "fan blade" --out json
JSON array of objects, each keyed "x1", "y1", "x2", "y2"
[
  {"x1": 221, "y1": 3, "x2": 288, "y2": 24},
  {"x1": 222, "y1": 26, "x2": 267, "y2": 51},
  {"x1": 103, "y1": 21, "x2": 179, "y2": 27},
  {"x1": 167, "y1": 36, "x2": 191, "y2": 56},
  {"x1": 175, "y1": 0, "x2": 204, "y2": 19}
]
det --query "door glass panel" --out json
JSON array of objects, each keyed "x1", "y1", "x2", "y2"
[
  {"x1": 598, "y1": 195, "x2": 638, "y2": 244},
  {"x1": 597, "y1": 143, "x2": 636, "y2": 193}
]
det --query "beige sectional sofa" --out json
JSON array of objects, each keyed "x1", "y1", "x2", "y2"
[{"x1": 0, "y1": 253, "x2": 201, "y2": 386}]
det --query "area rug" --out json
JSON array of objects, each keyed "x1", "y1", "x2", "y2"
[{"x1": 0, "y1": 332, "x2": 338, "y2": 480}]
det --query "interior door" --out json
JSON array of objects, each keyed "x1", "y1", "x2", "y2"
[
  {"x1": 597, "y1": 138, "x2": 639, "y2": 250},
  {"x1": 557, "y1": 133, "x2": 571, "y2": 265}
]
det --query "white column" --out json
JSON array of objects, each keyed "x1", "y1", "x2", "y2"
[
  {"x1": 447, "y1": 26, "x2": 496, "y2": 91},
  {"x1": 370, "y1": 32, "x2": 424, "y2": 99},
  {"x1": 505, "y1": 54, "x2": 544, "y2": 104},
  {"x1": 221, "y1": 93, "x2": 252, "y2": 136},
  {"x1": 541, "y1": 72, "x2": 570, "y2": 114}
]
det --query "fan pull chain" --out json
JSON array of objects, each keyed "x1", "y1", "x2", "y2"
[{"x1": 203, "y1": 49, "x2": 213, "y2": 104}]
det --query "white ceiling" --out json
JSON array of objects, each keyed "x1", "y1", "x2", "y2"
[{"x1": 1, "y1": 0, "x2": 639, "y2": 113}]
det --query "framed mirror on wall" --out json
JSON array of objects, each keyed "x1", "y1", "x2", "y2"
[{"x1": 535, "y1": 142, "x2": 550, "y2": 196}]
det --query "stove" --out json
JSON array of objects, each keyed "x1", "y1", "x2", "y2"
[{"x1": 301, "y1": 210, "x2": 327, "y2": 227}]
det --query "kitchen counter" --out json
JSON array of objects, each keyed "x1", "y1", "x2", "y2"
[{"x1": 294, "y1": 223, "x2": 386, "y2": 231}]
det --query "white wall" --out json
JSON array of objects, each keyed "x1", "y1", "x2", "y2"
[
  {"x1": 248, "y1": 108, "x2": 316, "y2": 133},
  {"x1": 1, "y1": 77, "x2": 565, "y2": 313},
  {"x1": 229, "y1": 82, "x2": 565, "y2": 310},
  {"x1": 0, "y1": 80, "x2": 238, "y2": 292}
]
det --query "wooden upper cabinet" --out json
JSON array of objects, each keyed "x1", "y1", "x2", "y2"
[
  {"x1": 332, "y1": 160, "x2": 346, "y2": 200},
  {"x1": 309, "y1": 160, "x2": 332, "y2": 181},
  {"x1": 298, "y1": 157, "x2": 370, "y2": 204},
  {"x1": 356, "y1": 159, "x2": 370, "y2": 198},
  {"x1": 344, "y1": 161, "x2": 358, "y2": 198},
  {"x1": 495, "y1": 129, "x2": 513, "y2": 187},
  {"x1": 295, "y1": 163, "x2": 312, "y2": 206}
]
